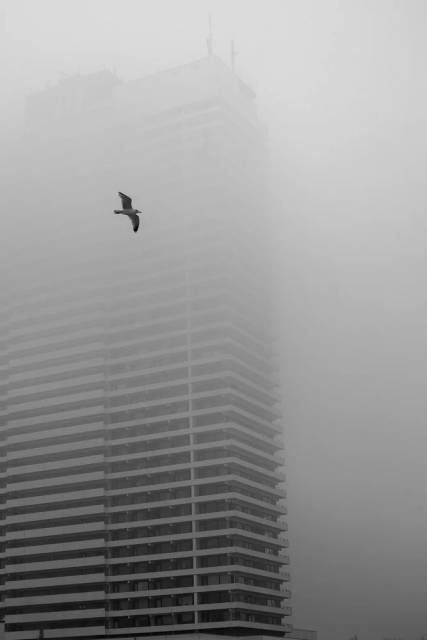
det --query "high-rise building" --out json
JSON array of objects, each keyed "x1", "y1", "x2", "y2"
[{"x1": 1, "y1": 56, "x2": 291, "y2": 640}]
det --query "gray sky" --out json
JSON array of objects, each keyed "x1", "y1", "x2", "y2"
[{"x1": 2, "y1": 1, "x2": 427, "y2": 639}]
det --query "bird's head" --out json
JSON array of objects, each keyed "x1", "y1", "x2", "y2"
[{"x1": 135, "y1": 209, "x2": 141, "y2": 214}]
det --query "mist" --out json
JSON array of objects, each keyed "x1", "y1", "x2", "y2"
[{"x1": 2, "y1": 2, "x2": 427, "y2": 639}]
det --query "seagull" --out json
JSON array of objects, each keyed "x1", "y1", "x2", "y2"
[{"x1": 114, "y1": 192, "x2": 141, "y2": 233}]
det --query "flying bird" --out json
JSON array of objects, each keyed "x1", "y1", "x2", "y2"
[{"x1": 114, "y1": 192, "x2": 141, "y2": 233}]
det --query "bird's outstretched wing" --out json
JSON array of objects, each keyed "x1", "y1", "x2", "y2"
[
  {"x1": 118, "y1": 192, "x2": 132, "y2": 210},
  {"x1": 128, "y1": 213, "x2": 140, "y2": 233}
]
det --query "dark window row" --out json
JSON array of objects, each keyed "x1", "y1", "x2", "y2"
[
  {"x1": 109, "y1": 433, "x2": 189, "y2": 458},
  {"x1": 109, "y1": 574, "x2": 193, "y2": 593},
  {"x1": 109, "y1": 485, "x2": 191, "y2": 507},
  {"x1": 109, "y1": 400, "x2": 188, "y2": 425},
  {"x1": 109, "y1": 468, "x2": 190, "y2": 490},
  {"x1": 110, "y1": 538, "x2": 192, "y2": 558},
  {"x1": 108, "y1": 612, "x2": 194, "y2": 628},
  {"x1": 197, "y1": 552, "x2": 281, "y2": 573},
  {"x1": 110, "y1": 520, "x2": 192, "y2": 541},
  {"x1": 109, "y1": 450, "x2": 190, "y2": 474},
  {"x1": 110, "y1": 593, "x2": 193, "y2": 610},
  {"x1": 111, "y1": 556, "x2": 193, "y2": 575},
  {"x1": 109, "y1": 416, "x2": 189, "y2": 441},
  {"x1": 109, "y1": 502, "x2": 191, "y2": 524}
]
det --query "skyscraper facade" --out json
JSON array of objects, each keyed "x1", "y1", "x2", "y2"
[{"x1": 1, "y1": 56, "x2": 291, "y2": 639}]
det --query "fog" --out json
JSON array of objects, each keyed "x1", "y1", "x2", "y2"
[{"x1": 2, "y1": 1, "x2": 427, "y2": 639}]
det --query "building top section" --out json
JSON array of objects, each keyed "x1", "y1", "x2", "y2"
[
  {"x1": 116, "y1": 55, "x2": 256, "y2": 116},
  {"x1": 26, "y1": 55, "x2": 258, "y2": 135}
]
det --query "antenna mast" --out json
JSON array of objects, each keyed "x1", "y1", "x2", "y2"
[
  {"x1": 230, "y1": 40, "x2": 238, "y2": 72},
  {"x1": 206, "y1": 14, "x2": 213, "y2": 55}
]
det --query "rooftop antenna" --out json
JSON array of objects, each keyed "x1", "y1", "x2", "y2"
[
  {"x1": 230, "y1": 39, "x2": 238, "y2": 73},
  {"x1": 206, "y1": 14, "x2": 214, "y2": 55}
]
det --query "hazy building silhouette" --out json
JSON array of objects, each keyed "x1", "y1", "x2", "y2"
[{"x1": 1, "y1": 56, "x2": 291, "y2": 639}]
